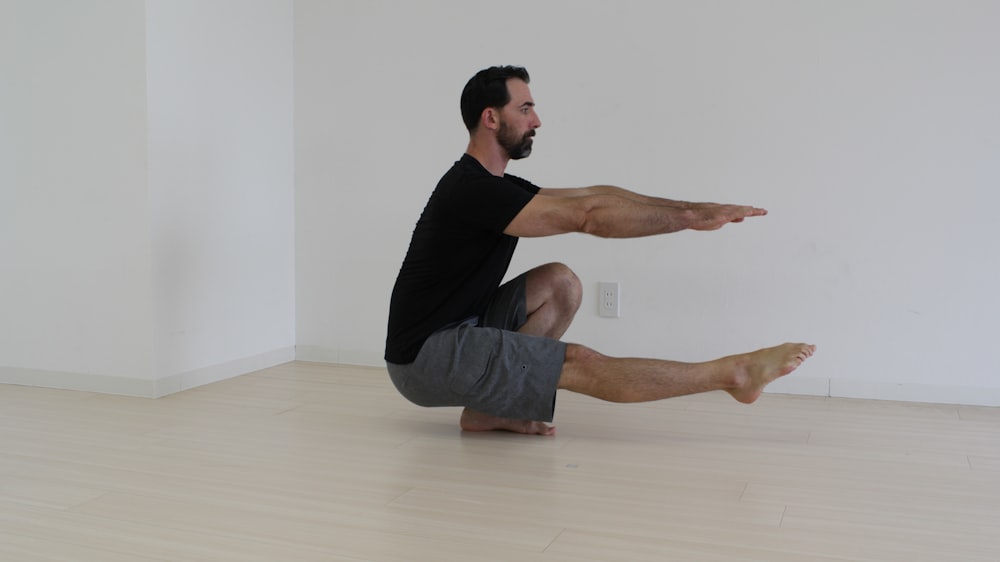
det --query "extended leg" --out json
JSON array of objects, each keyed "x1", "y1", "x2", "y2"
[{"x1": 558, "y1": 343, "x2": 816, "y2": 404}]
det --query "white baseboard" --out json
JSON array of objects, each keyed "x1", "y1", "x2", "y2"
[
  {"x1": 762, "y1": 375, "x2": 831, "y2": 397},
  {"x1": 151, "y1": 346, "x2": 296, "y2": 397},
  {"x1": 828, "y1": 378, "x2": 1000, "y2": 407},
  {"x1": 0, "y1": 346, "x2": 296, "y2": 398},
  {"x1": 766, "y1": 375, "x2": 1000, "y2": 407},
  {"x1": 0, "y1": 366, "x2": 161, "y2": 398}
]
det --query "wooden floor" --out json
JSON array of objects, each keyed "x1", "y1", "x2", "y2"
[{"x1": 1, "y1": 362, "x2": 998, "y2": 561}]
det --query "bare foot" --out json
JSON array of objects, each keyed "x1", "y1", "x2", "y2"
[
  {"x1": 460, "y1": 408, "x2": 556, "y2": 436},
  {"x1": 726, "y1": 343, "x2": 816, "y2": 404}
]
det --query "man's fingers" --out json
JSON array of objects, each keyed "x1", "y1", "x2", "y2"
[
  {"x1": 735, "y1": 206, "x2": 767, "y2": 220},
  {"x1": 724, "y1": 206, "x2": 766, "y2": 225}
]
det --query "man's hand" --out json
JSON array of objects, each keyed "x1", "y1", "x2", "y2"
[{"x1": 688, "y1": 203, "x2": 768, "y2": 231}]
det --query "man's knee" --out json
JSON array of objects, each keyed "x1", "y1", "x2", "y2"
[
  {"x1": 557, "y1": 343, "x2": 604, "y2": 394},
  {"x1": 522, "y1": 263, "x2": 582, "y2": 339},
  {"x1": 538, "y1": 262, "x2": 582, "y2": 311}
]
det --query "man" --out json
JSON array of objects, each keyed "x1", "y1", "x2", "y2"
[{"x1": 385, "y1": 66, "x2": 815, "y2": 436}]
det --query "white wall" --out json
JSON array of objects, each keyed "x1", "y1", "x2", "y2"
[
  {"x1": 147, "y1": 0, "x2": 296, "y2": 391},
  {"x1": 1, "y1": 0, "x2": 296, "y2": 396},
  {"x1": 294, "y1": 1, "x2": 1000, "y2": 405},
  {"x1": 0, "y1": 1, "x2": 156, "y2": 392}
]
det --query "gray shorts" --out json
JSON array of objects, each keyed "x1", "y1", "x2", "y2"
[{"x1": 386, "y1": 273, "x2": 567, "y2": 422}]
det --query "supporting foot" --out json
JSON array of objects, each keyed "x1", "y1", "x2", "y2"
[{"x1": 460, "y1": 408, "x2": 556, "y2": 436}]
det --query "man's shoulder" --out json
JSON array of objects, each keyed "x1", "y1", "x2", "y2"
[
  {"x1": 433, "y1": 155, "x2": 539, "y2": 204},
  {"x1": 438, "y1": 154, "x2": 486, "y2": 183},
  {"x1": 437, "y1": 155, "x2": 505, "y2": 192}
]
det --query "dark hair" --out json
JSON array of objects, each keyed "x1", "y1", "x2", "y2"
[{"x1": 460, "y1": 65, "x2": 530, "y2": 132}]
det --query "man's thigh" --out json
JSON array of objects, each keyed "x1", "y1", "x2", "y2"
[{"x1": 480, "y1": 272, "x2": 529, "y2": 331}]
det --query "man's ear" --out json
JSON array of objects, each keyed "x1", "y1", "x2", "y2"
[{"x1": 481, "y1": 107, "x2": 500, "y2": 131}]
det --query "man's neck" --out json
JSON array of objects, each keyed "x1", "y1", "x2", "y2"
[{"x1": 465, "y1": 140, "x2": 509, "y2": 177}]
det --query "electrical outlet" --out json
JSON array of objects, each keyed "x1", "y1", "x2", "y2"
[{"x1": 598, "y1": 281, "x2": 620, "y2": 318}]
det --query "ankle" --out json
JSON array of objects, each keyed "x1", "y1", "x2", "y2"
[{"x1": 720, "y1": 356, "x2": 750, "y2": 391}]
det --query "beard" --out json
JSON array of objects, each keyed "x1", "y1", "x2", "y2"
[{"x1": 497, "y1": 120, "x2": 535, "y2": 160}]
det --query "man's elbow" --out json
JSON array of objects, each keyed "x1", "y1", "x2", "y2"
[
  {"x1": 575, "y1": 195, "x2": 625, "y2": 238},
  {"x1": 578, "y1": 212, "x2": 615, "y2": 238}
]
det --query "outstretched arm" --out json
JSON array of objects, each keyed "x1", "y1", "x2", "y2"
[{"x1": 505, "y1": 186, "x2": 766, "y2": 238}]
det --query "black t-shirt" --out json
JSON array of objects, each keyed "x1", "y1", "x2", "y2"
[{"x1": 385, "y1": 154, "x2": 540, "y2": 364}]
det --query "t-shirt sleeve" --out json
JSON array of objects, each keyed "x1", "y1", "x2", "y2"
[{"x1": 446, "y1": 175, "x2": 539, "y2": 234}]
